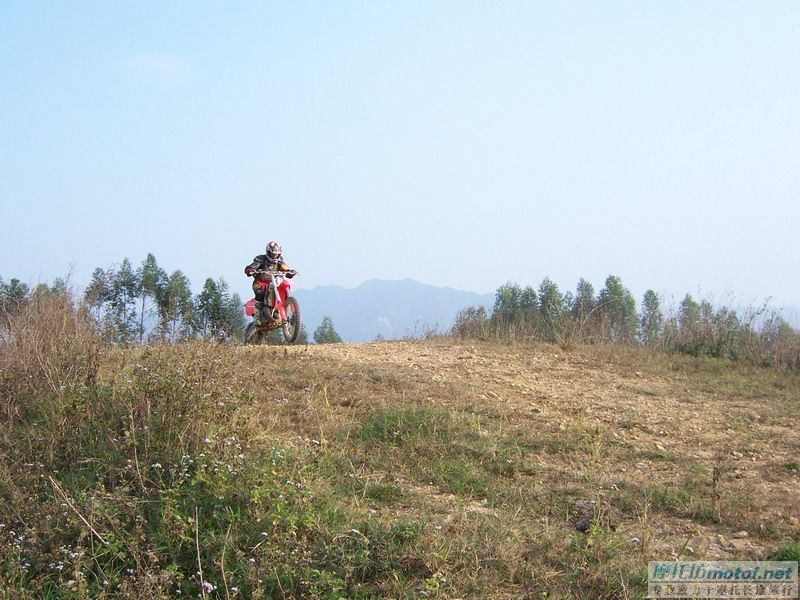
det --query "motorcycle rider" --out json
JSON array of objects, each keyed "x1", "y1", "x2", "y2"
[{"x1": 244, "y1": 240, "x2": 296, "y2": 325}]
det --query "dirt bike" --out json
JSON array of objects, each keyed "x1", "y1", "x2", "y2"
[{"x1": 243, "y1": 270, "x2": 301, "y2": 344}]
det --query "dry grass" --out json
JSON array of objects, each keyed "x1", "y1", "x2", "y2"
[
  {"x1": 1, "y1": 324, "x2": 798, "y2": 598},
  {"x1": 288, "y1": 339, "x2": 800, "y2": 594},
  {"x1": 0, "y1": 294, "x2": 100, "y2": 421}
]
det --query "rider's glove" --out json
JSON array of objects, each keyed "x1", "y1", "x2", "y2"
[{"x1": 286, "y1": 270, "x2": 297, "y2": 278}]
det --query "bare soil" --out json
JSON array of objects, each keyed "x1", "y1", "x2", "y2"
[{"x1": 263, "y1": 339, "x2": 800, "y2": 562}]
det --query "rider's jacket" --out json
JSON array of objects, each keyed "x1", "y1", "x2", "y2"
[{"x1": 244, "y1": 255, "x2": 293, "y2": 283}]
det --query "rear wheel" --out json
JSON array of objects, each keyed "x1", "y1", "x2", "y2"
[{"x1": 282, "y1": 297, "x2": 301, "y2": 343}]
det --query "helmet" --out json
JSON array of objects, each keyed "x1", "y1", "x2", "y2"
[{"x1": 266, "y1": 240, "x2": 282, "y2": 261}]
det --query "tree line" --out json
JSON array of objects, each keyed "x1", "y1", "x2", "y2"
[
  {"x1": 2, "y1": 254, "x2": 246, "y2": 343},
  {"x1": 1, "y1": 256, "x2": 350, "y2": 346},
  {"x1": 452, "y1": 275, "x2": 800, "y2": 370}
]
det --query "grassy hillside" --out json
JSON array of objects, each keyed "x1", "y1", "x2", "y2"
[{"x1": 1, "y1": 305, "x2": 798, "y2": 598}]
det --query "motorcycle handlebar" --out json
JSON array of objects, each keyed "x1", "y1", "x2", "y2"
[{"x1": 252, "y1": 269, "x2": 298, "y2": 277}]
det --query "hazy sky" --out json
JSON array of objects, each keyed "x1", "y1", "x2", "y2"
[{"x1": 2, "y1": 2, "x2": 798, "y2": 308}]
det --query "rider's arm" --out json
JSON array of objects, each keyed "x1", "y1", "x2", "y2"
[
  {"x1": 278, "y1": 262, "x2": 297, "y2": 277},
  {"x1": 244, "y1": 260, "x2": 259, "y2": 276},
  {"x1": 245, "y1": 255, "x2": 268, "y2": 276}
]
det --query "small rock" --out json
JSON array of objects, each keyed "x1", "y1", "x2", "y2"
[
  {"x1": 730, "y1": 539, "x2": 749, "y2": 552},
  {"x1": 706, "y1": 542, "x2": 726, "y2": 556},
  {"x1": 573, "y1": 499, "x2": 597, "y2": 532},
  {"x1": 733, "y1": 530, "x2": 748, "y2": 539},
  {"x1": 689, "y1": 535, "x2": 707, "y2": 550},
  {"x1": 575, "y1": 516, "x2": 593, "y2": 532}
]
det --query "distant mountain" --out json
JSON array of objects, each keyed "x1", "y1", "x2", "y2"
[{"x1": 293, "y1": 279, "x2": 494, "y2": 342}]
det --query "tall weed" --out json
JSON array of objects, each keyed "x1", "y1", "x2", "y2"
[{"x1": 0, "y1": 292, "x2": 100, "y2": 421}]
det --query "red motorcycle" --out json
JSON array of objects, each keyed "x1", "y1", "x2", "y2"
[{"x1": 243, "y1": 270, "x2": 302, "y2": 344}]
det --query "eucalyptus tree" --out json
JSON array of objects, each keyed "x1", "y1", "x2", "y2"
[
  {"x1": 640, "y1": 290, "x2": 663, "y2": 347},
  {"x1": 598, "y1": 275, "x2": 638, "y2": 344}
]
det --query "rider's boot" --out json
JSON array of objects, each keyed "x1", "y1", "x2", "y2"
[{"x1": 253, "y1": 301, "x2": 264, "y2": 326}]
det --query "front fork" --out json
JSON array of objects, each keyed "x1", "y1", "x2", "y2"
[{"x1": 269, "y1": 280, "x2": 289, "y2": 321}]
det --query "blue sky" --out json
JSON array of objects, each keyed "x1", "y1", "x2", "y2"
[{"x1": 2, "y1": 2, "x2": 798, "y2": 310}]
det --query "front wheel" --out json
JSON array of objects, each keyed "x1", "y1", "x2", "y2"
[{"x1": 282, "y1": 297, "x2": 301, "y2": 343}]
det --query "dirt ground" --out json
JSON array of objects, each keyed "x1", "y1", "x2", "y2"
[{"x1": 289, "y1": 339, "x2": 800, "y2": 561}]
